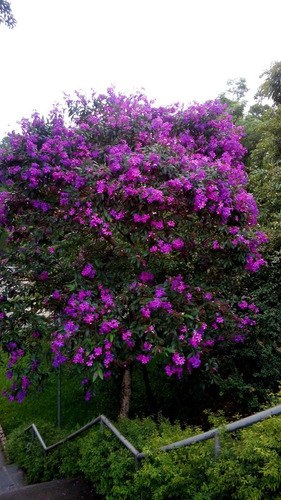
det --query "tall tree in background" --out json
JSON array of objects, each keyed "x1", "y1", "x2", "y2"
[
  {"x1": 214, "y1": 68, "x2": 281, "y2": 410},
  {"x1": 0, "y1": 0, "x2": 16, "y2": 28},
  {"x1": 255, "y1": 61, "x2": 281, "y2": 106},
  {"x1": 239, "y1": 61, "x2": 281, "y2": 408},
  {"x1": 248, "y1": 61, "x2": 281, "y2": 237},
  {"x1": 218, "y1": 77, "x2": 249, "y2": 124}
]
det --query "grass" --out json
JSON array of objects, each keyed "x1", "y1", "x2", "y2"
[{"x1": 0, "y1": 362, "x2": 121, "y2": 437}]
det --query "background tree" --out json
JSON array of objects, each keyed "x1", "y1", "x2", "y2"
[
  {"x1": 255, "y1": 61, "x2": 281, "y2": 106},
  {"x1": 0, "y1": 0, "x2": 16, "y2": 28},
  {"x1": 218, "y1": 77, "x2": 249, "y2": 124},
  {"x1": 232, "y1": 61, "x2": 281, "y2": 410}
]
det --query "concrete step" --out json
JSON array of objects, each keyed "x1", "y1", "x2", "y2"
[{"x1": 0, "y1": 478, "x2": 99, "y2": 499}]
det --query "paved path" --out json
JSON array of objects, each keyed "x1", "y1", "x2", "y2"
[{"x1": 0, "y1": 478, "x2": 98, "y2": 499}]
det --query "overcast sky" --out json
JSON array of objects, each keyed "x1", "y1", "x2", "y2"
[{"x1": 0, "y1": 0, "x2": 280, "y2": 137}]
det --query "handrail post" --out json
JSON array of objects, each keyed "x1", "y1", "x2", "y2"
[
  {"x1": 31, "y1": 427, "x2": 35, "y2": 443},
  {"x1": 58, "y1": 364, "x2": 61, "y2": 428},
  {"x1": 214, "y1": 432, "x2": 221, "y2": 457},
  {"x1": 134, "y1": 456, "x2": 140, "y2": 470},
  {"x1": 100, "y1": 418, "x2": 104, "y2": 436}
]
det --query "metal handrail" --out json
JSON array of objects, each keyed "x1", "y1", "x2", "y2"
[
  {"x1": 25, "y1": 415, "x2": 141, "y2": 460},
  {"x1": 25, "y1": 403, "x2": 281, "y2": 464}
]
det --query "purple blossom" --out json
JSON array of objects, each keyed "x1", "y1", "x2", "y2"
[
  {"x1": 172, "y1": 238, "x2": 184, "y2": 250},
  {"x1": 141, "y1": 307, "x2": 151, "y2": 318},
  {"x1": 189, "y1": 331, "x2": 203, "y2": 347},
  {"x1": 134, "y1": 214, "x2": 150, "y2": 223},
  {"x1": 100, "y1": 319, "x2": 120, "y2": 335},
  {"x1": 85, "y1": 391, "x2": 92, "y2": 401},
  {"x1": 238, "y1": 300, "x2": 248, "y2": 310},
  {"x1": 81, "y1": 263, "x2": 96, "y2": 278},
  {"x1": 147, "y1": 298, "x2": 162, "y2": 310},
  {"x1": 136, "y1": 354, "x2": 152, "y2": 364},
  {"x1": 187, "y1": 354, "x2": 201, "y2": 371},
  {"x1": 172, "y1": 353, "x2": 185, "y2": 366},
  {"x1": 139, "y1": 271, "x2": 154, "y2": 283},
  {"x1": 155, "y1": 286, "x2": 166, "y2": 298},
  {"x1": 94, "y1": 347, "x2": 102, "y2": 356},
  {"x1": 84, "y1": 314, "x2": 95, "y2": 323}
]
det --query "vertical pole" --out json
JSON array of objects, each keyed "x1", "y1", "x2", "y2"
[
  {"x1": 58, "y1": 364, "x2": 61, "y2": 428},
  {"x1": 214, "y1": 432, "x2": 221, "y2": 457},
  {"x1": 100, "y1": 418, "x2": 104, "y2": 436}
]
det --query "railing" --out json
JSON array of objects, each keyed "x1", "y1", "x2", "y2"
[{"x1": 25, "y1": 403, "x2": 281, "y2": 466}]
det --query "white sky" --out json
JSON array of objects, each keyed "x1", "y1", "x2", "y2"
[{"x1": 0, "y1": 0, "x2": 280, "y2": 137}]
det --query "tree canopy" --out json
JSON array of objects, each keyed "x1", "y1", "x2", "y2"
[{"x1": 0, "y1": 90, "x2": 266, "y2": 415}]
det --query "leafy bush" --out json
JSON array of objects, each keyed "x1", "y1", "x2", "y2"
[
  {"x1": 7, "y1": 411, "x2": 281, "y2": 498},
  {"x1": 5, "y1": 421, "x2": 81, "y2": 483}
]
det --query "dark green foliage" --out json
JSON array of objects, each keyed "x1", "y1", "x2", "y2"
[{"x1": 214, "y1": 63, "x2": 281, "y2": 415}]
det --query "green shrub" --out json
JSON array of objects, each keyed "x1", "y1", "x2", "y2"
[
  {"x1": 5, "y1": 421, "x2": 81, "y2": 483},
  {"x1": 7, "y1": 411, "x2": 281, "y2": 499}
]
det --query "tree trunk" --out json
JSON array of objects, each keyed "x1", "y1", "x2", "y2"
[{"x1": 119, "y1": 366, "x2": 132, "y2": 419}]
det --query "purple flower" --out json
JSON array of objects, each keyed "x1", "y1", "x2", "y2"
[
  {"x1": 172, "y1": 353, "x2": 185, "y2": 366},
  {"x1": 187, "y1": 354, "x2": 201, "y2": 371},
  {"x1": 85, "y1": 391, "x2": 92, "y2": 401},
  {"x1": 238, "y1": 300, "x2": 248, "y2": 309},
  {"x1": 84, "y1": 313, "x2": 95, "y2": 324},
  {"x1": 136, "y1": 354, "x2": 152, "y2": 364},
  {"x1": 100, "y1": 319, "x2": 120, "y2": 335},
  {"x1": 94, "y1": 347, "x2": 102, "y2": 356},
  {"x1": 189, "y1": 331, "x2": 203, "y2": 347},
  {"x1": 134, "y1": 214, "x2": 150, "y2": 223},
  {"x1": 155, "y1": 287, "x2": 166, "y2": 298},
  {"x1": 139, "y1": 271, "x2": 154, "y2": 283},
  {"x1": 141, "y1": 307, "x2": 151, "y2": 318},
  {"x1": 81, "y1": 264, "x2": 96, "y2": 278},
  {"x1": 172, "y1": 238, "x2": 184, "y2": 250}
]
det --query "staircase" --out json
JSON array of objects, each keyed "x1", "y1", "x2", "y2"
[
  {"x1": 0, "y1": 447, "x2": 98, "y2": 499},
  {"x1": 0, "y1": 447, "x2": 24, "y2": 495}
]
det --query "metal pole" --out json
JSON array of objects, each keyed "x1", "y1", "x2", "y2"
[
  {"x1": 214, "y1": 432, "x2": 221, "y2": 457},
  {"x1": 58, "y1": 364, "x2": 61, "y2": 428}
]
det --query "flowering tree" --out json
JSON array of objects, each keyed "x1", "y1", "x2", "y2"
[{"x1": 0, "y1": 90, "x2": 266, "y2": 416}]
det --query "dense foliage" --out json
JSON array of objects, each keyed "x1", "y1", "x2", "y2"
[
  {"x1": 211, "y1": 63, "x2": 281, "y2": 409},
  {"x1": 0, "y1": 90, "x2": 266, "y2": 413},
  {"x1": 7, "y1": 410, "x2": 281, "y2": 499}
]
